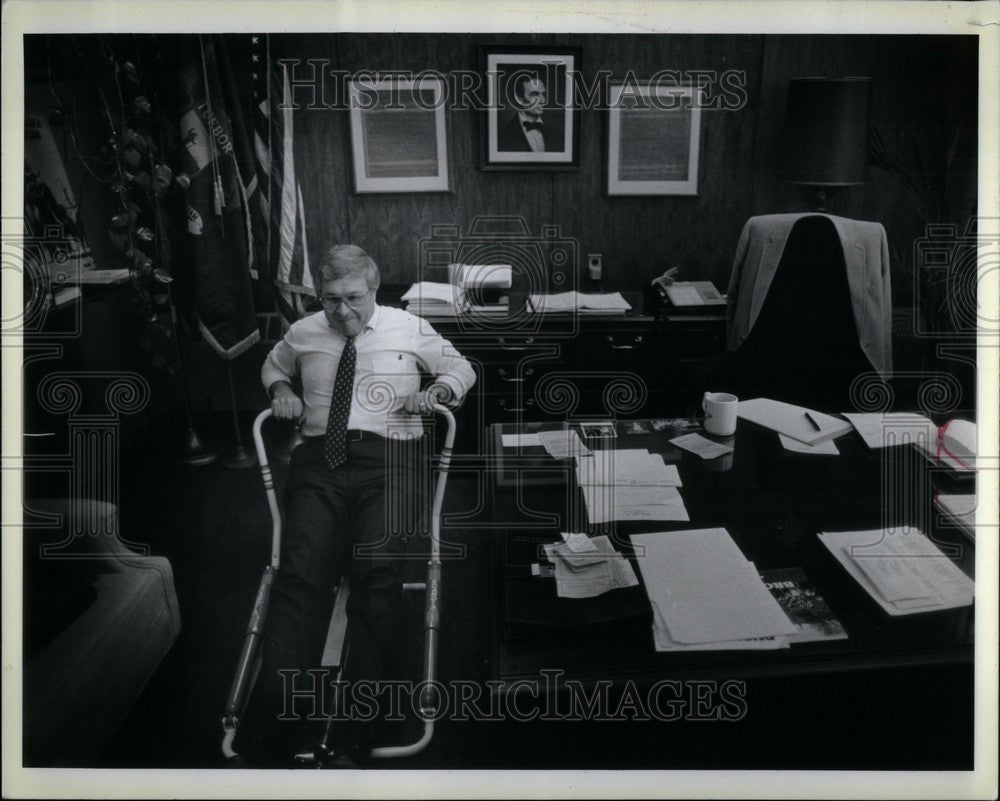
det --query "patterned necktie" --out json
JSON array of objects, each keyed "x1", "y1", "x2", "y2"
[{"x1": 323, "y1": 335, "x2": 356, "y2": 469}]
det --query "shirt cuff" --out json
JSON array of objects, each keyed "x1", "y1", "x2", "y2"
[{"x1": 433, "y1": 374, "x2": 464, "y2": 407}]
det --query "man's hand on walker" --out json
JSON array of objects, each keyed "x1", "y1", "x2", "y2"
[
  {"x1": 271, "y1": 391, "x2": 304, "y2": 421},
  {"x1": 403, "y1": 383, "x2": 452, "y2": 415}
]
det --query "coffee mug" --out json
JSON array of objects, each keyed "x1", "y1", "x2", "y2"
[{"x1": 702, "y1": 391, "x2": 738, "y2": 437}]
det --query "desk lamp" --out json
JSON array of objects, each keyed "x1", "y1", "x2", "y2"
[{"x1": 781, "y1": 77, "x2": 871, "y2": 211}]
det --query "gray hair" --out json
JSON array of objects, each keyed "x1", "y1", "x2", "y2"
[{"x1": 317, "y1": 244, "x2": 381, "y2": 290}]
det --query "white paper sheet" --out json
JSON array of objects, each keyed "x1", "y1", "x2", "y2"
[
  {"x1": 501, "y1": 433, "x2": 542, "y2": 448},
  {"x1": 842, "y1": 412, "x2": 936, "y2": 449},
  {"x1": 543, "y1": 535, "x2": 639, "y2": 598},
  {"x1": 651, "y1": 603, "x2": 789, "y2": 652},
  {"x1": 937, "y1": 494, "x2": 976, "y2": 540},
  {"x1": 669, "y1": 432, "x2": 734, "y2": 460},
  {"x1": 537, "y1": 429, "x2": 592, "y2": 459},
  {"x1": 778, "y1": 434, "x2": 840, "y2": 455},
  {"x1": 629, "y1": 528, "x2": 798, "y2": 644},
  {"x1": 582, "y1": 485, "x2": 689, "y2": 524},
  {"x1": 817, "y1": 529, "x2": 974, "y2": 615},
  {"x1": 575, "y1": 450, "x2": 682, "y2": 487}
]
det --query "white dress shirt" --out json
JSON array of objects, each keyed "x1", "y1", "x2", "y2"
[{"x1": 261, "y1": 304, "x2": 476, "y2": 439}]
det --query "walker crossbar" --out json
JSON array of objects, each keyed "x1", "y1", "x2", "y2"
[{"x1": 221, "y1": 405, "x2": 457, "y2": 763}]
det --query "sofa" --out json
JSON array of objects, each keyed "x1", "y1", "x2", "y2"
[{"x1": 22, "y1": 498, "x2": 181, "y2": 766}]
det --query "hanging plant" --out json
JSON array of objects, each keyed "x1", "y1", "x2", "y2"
[{"x1": 81, "y1": 37, "x2": 182, "y2": 376}]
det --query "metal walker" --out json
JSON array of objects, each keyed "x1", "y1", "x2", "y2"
[{"x1": 221, "y1": 405, "x2": 457, "y2": 762}]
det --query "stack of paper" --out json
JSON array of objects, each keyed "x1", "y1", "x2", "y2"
[
  {"x1": 542, "y1": 534, "x2": 639, "y2": 598},
  {"x1": 575, "y1": 449, "x2": 681, "y2": 488},
  {"x1": 737, "y1": 398, "x2": 852, "y2": 446},
  {"x1": 817, "y1": 528, "x2": 975, "y2": 615},
  {"x1": 583, "y1": 484, "x2": 689, "y2": 524},
  {"x1": 576, "y1": 449, "x2": 686, "y2": 524},
  {"x1": 528, "y1": 291, "x2": 631, "y2": 314},
  {"x1": 936, "y1": 494, "x2": 976, "y2": 541},
  {"x1": 453, "y1": 262, "x2": 512, "y2": 290},
  {"x1": 401, "y1": 281, "x2": 468, "y2": 317},
  {"x1": 630, "y1": 528, "x2": 799, "y2": 651},
  {"x1": 452, "y1": 263, "x2": 511, "y2": 316}
]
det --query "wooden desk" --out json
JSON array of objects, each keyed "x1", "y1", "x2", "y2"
[
  {"x1": 483, "y1": 417, "x2": 975, "y2": 768},
  {"x1": 379, "y1": 286, "x2": 727, "y2": 451}
]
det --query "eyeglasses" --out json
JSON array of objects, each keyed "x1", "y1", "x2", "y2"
[{"x1": 319, "y1": 289, "x2": 372, "y2": 309}]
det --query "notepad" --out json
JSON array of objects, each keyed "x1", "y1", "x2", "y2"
[{"x1": 737, "y1": 398, "x2": 852, "y2": 446}]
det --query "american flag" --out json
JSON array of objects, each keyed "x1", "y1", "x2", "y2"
[{"x1": 249, "y1": 34, "x2": 315, "y2": 324}]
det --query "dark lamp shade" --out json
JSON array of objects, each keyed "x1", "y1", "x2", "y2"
[{"x1": 782, "y1": 77, "x2": 871, "y2": 186}]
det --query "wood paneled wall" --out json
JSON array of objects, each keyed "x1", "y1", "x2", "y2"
[{"x1": 279, "y1": 33, "x2": 977, "y2": 299}]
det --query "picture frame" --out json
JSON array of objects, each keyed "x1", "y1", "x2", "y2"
[
  {"x1": 347, "y1": 74, "x2": 451, "y2": 193},
  {"x1": 607, "y1": 81, "x2": 702, "y2": 195},
  {"x1": 480, "y1": 45, "x2": 581, "y2": 171}
]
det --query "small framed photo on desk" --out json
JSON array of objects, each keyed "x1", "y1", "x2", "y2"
[{"x1": 580, "y1": 422, "x2": 617, "y2": 439}]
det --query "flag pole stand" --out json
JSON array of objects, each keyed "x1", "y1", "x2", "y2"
[
  {"x1": 162, "y1": 278, "x2": 218, "y2": 467},
  {"x1": 221, "y1": 359, "x2": 257, "y2": 469}
]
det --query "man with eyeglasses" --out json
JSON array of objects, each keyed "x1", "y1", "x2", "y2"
[{"x1": 234, "y1": 244, "x2": 475, "y2": 766}]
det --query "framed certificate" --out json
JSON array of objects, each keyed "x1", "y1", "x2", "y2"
[
  {"x1": 607, "y1": 81, "x2": 702, "y2": 196},
  {"x1": 348, "y1": 74, "x2": 451, "y2": 193}
]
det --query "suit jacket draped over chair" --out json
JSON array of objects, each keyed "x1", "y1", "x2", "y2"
[{"x1": 725, "y1": 213, "x2": 893, "y2": 410}]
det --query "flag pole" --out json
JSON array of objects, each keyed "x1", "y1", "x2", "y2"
[
  {"x1": 161, "y1": 275, "x2": 218, "y2": 466},
  {"x1": 222, "y1": 358, "x2": 257, "y2": 468}
]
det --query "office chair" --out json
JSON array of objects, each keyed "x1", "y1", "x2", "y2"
[{"x1": 728, "y1": 215, "x2": 879, "y2": 412}]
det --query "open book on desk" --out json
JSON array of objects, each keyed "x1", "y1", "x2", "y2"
[{"x1": 528, "y1": 291, "x2": 631, "y2": 314}]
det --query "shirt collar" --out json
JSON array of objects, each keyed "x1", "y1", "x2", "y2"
[{"x1": 321, "y1": 303, "x2": 381, "y2": 338}]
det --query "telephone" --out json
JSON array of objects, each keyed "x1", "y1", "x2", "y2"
[{"x1": 651, "y1": 268, "x2": 725, "y2": 307}]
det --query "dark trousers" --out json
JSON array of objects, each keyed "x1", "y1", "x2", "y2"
[{"x1": 235, "y1": 434, "x2": 422, "y2": 759}]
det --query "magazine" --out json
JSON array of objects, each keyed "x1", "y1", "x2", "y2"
[{"x1": 758, "y1": 567, "x2": 848, "y2": 643}]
